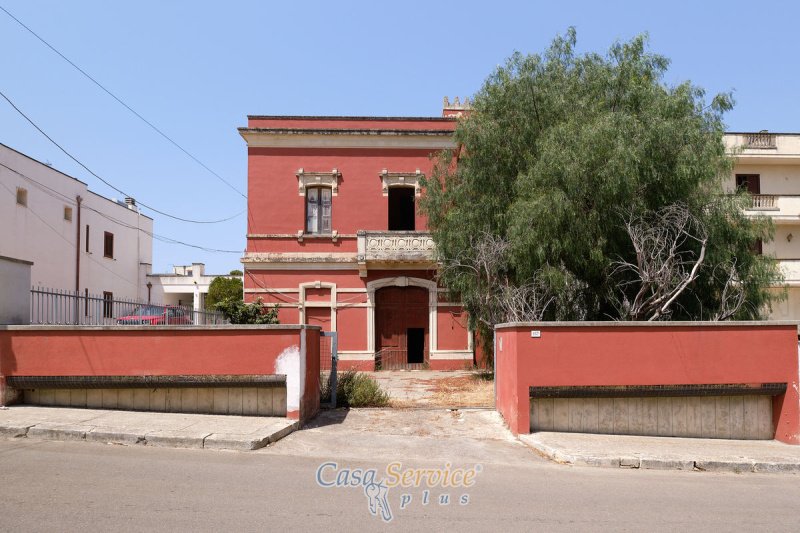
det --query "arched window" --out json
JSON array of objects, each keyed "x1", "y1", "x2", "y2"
[{"x1": 306, "y1": 186, "x2": 332, "y2": 234}]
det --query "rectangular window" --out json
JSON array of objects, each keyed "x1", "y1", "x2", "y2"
[
  {"x1": 85, "y1": 225, "x2": 90, "y2": 252},
  {"x1": 388, "y1": 187, "x2": 416, "y2": 231},
  {"x1": 64, "y1": 206, "x2": 73, "y2": 221},
  {"x1": 736, "y1": 174, "x2": 761, "y2": 195},
  {"x1": 102, "y1": 291, "x2": 113, "y2": 318},
  {"x1": 16, "y1": 187, "x2": 27, "y2": 206},
  {"x1": 103, "y1": 231, "x2": 114, "y2": 258},
  {"x1": 306, "y1": 187, "x2": 332, "y2": 234}
]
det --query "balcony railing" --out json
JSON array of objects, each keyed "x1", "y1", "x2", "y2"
[
  {"x1": 357, "y1": 231, "x2": 436, "y2": 263},
  {"x1": 749, "y1": 194, "x2": 778, "y2": 210},
  {"x1": 743, "y1": 132, "x2": 777, "y2": 149}
]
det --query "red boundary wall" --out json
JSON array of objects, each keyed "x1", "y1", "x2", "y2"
[
  {"x1": 495, "y1": 322, "x2": 800, "y2": 444},
  {"x1": 0, "y1": 325, "x2": 321, "y2": 422}
]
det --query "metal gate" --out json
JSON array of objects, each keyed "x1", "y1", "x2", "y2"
[
  {"x1": 320, "y1": 331, "x2": 338, "y2": 408},
  {"x1": 375, "y1": 349, "x2": 427, "y2": 370}
]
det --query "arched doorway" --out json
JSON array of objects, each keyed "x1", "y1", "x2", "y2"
[{"x1": 375, "y1": 286, "x2": 429, "y2": 369}]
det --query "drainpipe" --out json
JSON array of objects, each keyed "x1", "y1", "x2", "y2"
[
  {"x1": 75, "y1": 195, "x2": 82, "y2": 292},
  {"x1": 75, "y1": 195, "x2": 82, "y2": 325}
]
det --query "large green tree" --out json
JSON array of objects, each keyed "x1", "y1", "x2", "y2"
[
  {"x1": 421, "y1": 30, "x2": 781, "y2": 341},
  {"x1": 205, "y1": 272, "x2": 243, "y2": 310}
]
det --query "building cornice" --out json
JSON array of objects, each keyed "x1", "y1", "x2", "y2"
[
  {"x1": 247, "y1": 115, "x2": 456, "y2": 122},
  {"x1": 238, "y1": 128, "x2": 456, "y2": 149},
  {"x1": 246, "y1": 233, "x2": 358, "y2": 239},
  {"x1": 242, "y1": 252, "x2": 358, "y2": 264}
]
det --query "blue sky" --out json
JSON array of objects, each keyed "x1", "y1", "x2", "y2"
[{"x1": 2, "y1": 0, "x2": 799, "y2": 274}]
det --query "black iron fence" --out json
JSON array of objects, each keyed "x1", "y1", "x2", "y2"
[
  {"x1": 319, "y1": 331, "x2": 338, "y2": 407},
  {"x1": 30, "y1": 286, "x2": 228, "y2": 326}
]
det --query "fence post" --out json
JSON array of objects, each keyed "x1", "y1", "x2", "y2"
[{"x1": 330, "y1": 332, "x2": 338, "y2": 408}]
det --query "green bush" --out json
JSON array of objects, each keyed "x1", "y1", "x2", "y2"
[
  {"x1": 205, "y1": 276, "x2": 243, "y2": 310},
  {"x1": 213, "y1": 297, "x2": 279, "y2": 324},
  {"x1": 329, "y1": 370, "x2": 389, "y2": 408}
]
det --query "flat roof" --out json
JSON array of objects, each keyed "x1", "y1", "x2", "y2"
[
  {"x1": 1, "y1": 142, "x2": 88, "y2": 186},
  {"x1": 726, "y1": 132, "x2": 800, "y2": 136},
  {"x1": 247, "y1": 115, "x2": 455, "y2": 122},
  {"x1": 238, "y1": 128, "x2": 454, "y2": 136},
  {"x1": 1, "y1": 142, "x2": 153, "y2": 221}
]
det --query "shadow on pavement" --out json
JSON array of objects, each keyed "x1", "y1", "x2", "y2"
[{"x1": 304, "y1": 408, "x2": 350, "y2": 429}]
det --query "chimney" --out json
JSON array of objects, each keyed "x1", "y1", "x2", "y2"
[
  {"x1": 124, "y1": 197, "x2": 137, "y2": 211},
  {"x1": 442, "y1": 96, "x2": 472, "y2": 118}
]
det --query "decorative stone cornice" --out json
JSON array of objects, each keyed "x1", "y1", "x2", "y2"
[
  {"x1": 355, "y1": 231, "x2": 437, "y2": 276},
  {"x1": 239, "y1": 128, "x2": 456, "y2": 149},
  {"x1": 246, "y1": 233, "x2": 357, "y2": 239},
  {"x1": 241, "y1": 252, "x2": 356, "y2": 264},
  {"x1": 296, "y1": 168, "x2": 341, "y2": 195},
  {"x1": 363, "y1": 232, "x2": 435, "y2": 259},
  {"x1": 380, "y1": 169, "x2": 423, "y2": 196}
]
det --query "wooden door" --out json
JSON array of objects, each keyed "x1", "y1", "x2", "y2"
[{"x1": 375, "y1": 286, "x2": 429, "y2": 368}]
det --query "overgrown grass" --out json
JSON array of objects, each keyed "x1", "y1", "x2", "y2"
[
  {"x1": 321, "y1": 370, "x2": 390, "y2": 408},
  {"x1": 472, "y1": 369, "x2": 494, "y2": 382}
]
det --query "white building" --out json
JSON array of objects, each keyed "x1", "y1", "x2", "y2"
[
  {"x1": 147, "y1": 263, "x2": 241, "y2": 312},
  {"x1": 0, "y1": 143, "x2": 153, "y2": 303},
  {"x1": 724, "y1": 132, "x2": 800, "y2": 319}
]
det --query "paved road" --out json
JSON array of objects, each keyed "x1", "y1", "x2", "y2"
[{"x1": 2, "y1": 409, "x2": 799, "y2": 531}]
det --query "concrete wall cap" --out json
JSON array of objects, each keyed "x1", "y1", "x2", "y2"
[
  {"x1": 0, "y1": 324, "x2": 322, "y2": 331},
  {"x1": 494, "y1": 320, "x2": 800, "y2": 329}
]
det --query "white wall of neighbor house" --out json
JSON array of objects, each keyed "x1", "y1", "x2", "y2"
[
  {"x1": 0, "y1": 144, "x2": 153, "y2": 301},
  {"x1": 723, "y1": 163, "x2": 800, "y2": 195},
  {"x1": 0, "y1": 255, "x2": 32, "y2": 324},
  {"x1": 80, "y1": 190, "x2": 154, "y2": 301},
  {"x1": 762, "y1": 225, "x2": 800, "y2": 258},
  {"x1": 147, "y1": 263, "x2": 242, "y2": 311},
  {"x1": 767, "y1": 287, "x2": 800, "y2": 320},
  {"x1": 722, "y1": 134, "x2": 800, "y2": 320}
]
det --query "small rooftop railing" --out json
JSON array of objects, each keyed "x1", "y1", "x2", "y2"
[{"x1": 743, "y1": 132, "x2": 777, "y2": 149}]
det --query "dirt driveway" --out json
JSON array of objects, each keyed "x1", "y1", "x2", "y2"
[{"x1": 367, "y1": 370, "x2": 494, "y2": 408}]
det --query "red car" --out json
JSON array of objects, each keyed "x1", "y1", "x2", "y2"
[{"x1": 116, "y1": 305, "x2": 192, "y2": 325}]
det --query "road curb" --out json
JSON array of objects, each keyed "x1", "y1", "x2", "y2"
[
  {"x1": 0, "y1": 420, "x2": 298, "y2": 451},
  {"x1": 521, "y1": 436, "x2": 800, "y2": 474}
]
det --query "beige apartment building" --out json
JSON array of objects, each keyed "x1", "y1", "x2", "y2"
[{"x1": 724, "y1": 132, "x2": 800, "y2": 319}]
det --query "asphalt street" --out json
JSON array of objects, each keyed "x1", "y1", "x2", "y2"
[{"x1": 2, "y1": 409, "x2": 799, "y2": 531}]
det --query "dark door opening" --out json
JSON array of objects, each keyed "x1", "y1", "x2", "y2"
[
  {"x1": 736, "y1": 174, "x2": 761, "y2": 195},
  {"x1": 407, "y1": 328, "x2": 425, "y2": 364},
  {"x1": 388, "y1": 187, "x2": 415, "y2": 231}
]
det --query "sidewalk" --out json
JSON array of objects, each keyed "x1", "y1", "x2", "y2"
[
  {"x1": 0, "y1": 406, "x2": 297, "y2": 451},
  {"x1": 521, "y1": 431, "x2": 800, "y2": 473}
]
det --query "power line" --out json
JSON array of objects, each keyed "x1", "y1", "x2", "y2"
[
  {"x1": 0, "y1": 179, "x2": 139, "y2": 289},
  {"x1": 0, "y1": 162, "x2": 242, "y2": 254},
  {"x1": 0, "y1": 89, "x2": 244, "y2": 224},
  {"x1": 0, "y1": 4, "x2": 247, "y2": 199}
]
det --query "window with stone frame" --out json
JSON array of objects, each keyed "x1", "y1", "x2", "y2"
[{"x1": 306, "y1": 186, "x2": 332, "y2": 234}]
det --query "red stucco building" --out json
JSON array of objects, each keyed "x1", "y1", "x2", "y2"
[{"x1": 239, "y1": 99, "x2": 474, "y2": 370}]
